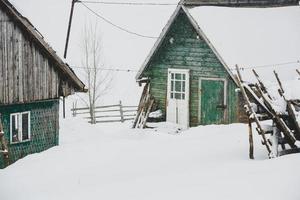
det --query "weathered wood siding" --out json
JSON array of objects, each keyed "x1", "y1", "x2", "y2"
[
  {"x1": 0, "y1": 6, "x2": 75, "y2": 105},
  {"x1": 143, "y1": 11, "x2": 241, "y2": 127}
]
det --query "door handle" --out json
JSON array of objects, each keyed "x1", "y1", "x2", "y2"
[{"x1": 216, "y1": 105, "x2": 227, "y2": 109}]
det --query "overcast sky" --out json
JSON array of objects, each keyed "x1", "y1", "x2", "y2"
[
  {"x1": 7, "y1": 1, "x2": 300, "y2": 104},
  {"x1": 9, "y1": 0, "x2": 179, "y2": 68},
  {"x1": 8, "y1": 0, "x2": 180, "y2": 105}
]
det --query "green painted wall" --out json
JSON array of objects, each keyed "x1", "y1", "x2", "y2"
[
  {"x1": 0, "y1": 99, "x2": 59, "y2": 168},
  {"x1": 143, "y1": 10, "x2": 240, "y2": 127}
]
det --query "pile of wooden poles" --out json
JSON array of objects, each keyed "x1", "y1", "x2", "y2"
[
  {"x1": 236, "y1": 66, "x2": 300, "y2": 158},
  {"x1": 132, "y1": 82, "x2": 155, "y2": 129}
]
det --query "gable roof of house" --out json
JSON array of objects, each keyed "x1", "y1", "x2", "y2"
[
  {"x1": 136, "y1": 4, "x2": 300, "y2": 83},
  {"x1": 0, "y1": 0, "x2": 86, "y2": 92},
  {"x1": 135, "y1": 6, "x2": 238, "y2": 84}
]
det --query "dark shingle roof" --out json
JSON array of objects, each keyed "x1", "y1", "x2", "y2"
[{"x1": 181, "y1": 0, "x2": 299, "y2": 7}]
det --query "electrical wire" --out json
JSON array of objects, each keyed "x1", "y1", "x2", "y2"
[
  {"x1": 71, "y1": 65, "x2": 138, "y2": 72},
  {"x1": 79, "y1": 1, "x2": 158, "y2": 39},
  {"x1": 231, "y1": 60, "x2": 300, "y2": 71},
  {"x1": 78, "y1": 1, "x2": 179, "y2": 6},
  {"x1": 71, "y1": 60, "x2": 300, "y2": 73}
]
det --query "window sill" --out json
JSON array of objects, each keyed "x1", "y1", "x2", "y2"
[{"x1": 10, "y1": 139, "x2": 31, "y2": 145}]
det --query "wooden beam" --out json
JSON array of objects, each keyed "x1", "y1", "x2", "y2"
[
  {"x1": 235, "y1": 65, "x2": 271, "y2": 154},
  {"x1": 253, "y1": 70, "x2": 296, "y2": 148},
  {"x1": 248, "y1": 119, "x2": 254, "y2": 159}
]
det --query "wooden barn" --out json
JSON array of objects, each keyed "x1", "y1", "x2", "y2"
[
  {"x1": 135, "y1": 0, "x2": 299, "y2": 128},
  {"x1": 0, "y1": 0, "x2": 86, "y2": 168}
]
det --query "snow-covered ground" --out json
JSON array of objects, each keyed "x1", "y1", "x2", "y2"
[{"x1": 1, "y1": 116, "x2": 300, "y2": 200}]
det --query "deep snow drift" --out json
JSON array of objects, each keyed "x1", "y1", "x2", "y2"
[{"x1": 1, "y1": 117, "x2": 300, "y2": 200}]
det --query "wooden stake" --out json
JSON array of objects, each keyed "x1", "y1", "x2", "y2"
[{"x1": 248, "y1": 119, "x2": 254, "y2": 159}]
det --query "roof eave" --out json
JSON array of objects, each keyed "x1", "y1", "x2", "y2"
[{"x1": 182, "y1": 6, "x2": 239, "y2": 85}]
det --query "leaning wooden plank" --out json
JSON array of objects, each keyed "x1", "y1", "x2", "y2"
[
  {"x1": 133, "y1": 82, "x2": 149, "y2": 128},
  {"x1": 235, "y1": 66, "x2": 271, "y2": 154},
  {"x1": 274, "y1": 71, "x2": 300, "y2": 140},
  {"x1": 243, "y1": 84, "x2": 272, "y2": 117},
  {"x1": 142, "y1": 99, "x2": 155, "y2": 129}
]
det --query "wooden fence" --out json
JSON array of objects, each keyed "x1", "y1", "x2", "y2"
[{"x1": 71, "y1": 101, "x2": 137, "y2": 123}]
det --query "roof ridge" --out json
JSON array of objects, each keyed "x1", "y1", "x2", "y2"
[{"x1": 182, "y1": 0, "x2": 299, "y2": 7}]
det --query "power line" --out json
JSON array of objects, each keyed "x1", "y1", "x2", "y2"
[
  {"x1": 79, "y1": 2, "x2": 158, "y2": 39},
  {"x1": 71, "y1": 60, "x2": 300, "y2": 73},
  {"x1": 71, "y1": 65, "x2": 139, "y2": 72},
  {"x1": 79, "y1": 1, "x2": 179, "y2": 6},
  {"x1": 231, "y1": 60, "x2": 300, "y2": 71}
]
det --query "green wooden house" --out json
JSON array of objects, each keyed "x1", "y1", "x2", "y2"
[
  {"x1": 136, "y1": 0, "x2": 299, "y2": 128},
  {"x1": 0, "y1": 0, "x2": 86, "y2": 168}
]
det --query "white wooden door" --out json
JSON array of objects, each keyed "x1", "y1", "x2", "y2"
[{"x1": 166, "y1": 68, "x2": 190, "y2": 128}]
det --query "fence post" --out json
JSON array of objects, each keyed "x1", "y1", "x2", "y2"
[
  {"x1": 72, "y1": 101, "x2": 77, "y2": 117},
  {"x1": 72, "y1": 102, "x2": 75, "y2": 117},
  {"x1": 119, "y1": 100, "x2": 124, "y2": 123}
]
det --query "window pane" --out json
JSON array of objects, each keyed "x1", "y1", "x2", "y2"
[
  {"x1": 171, "y1": 80, "x2": 174, "y2": 92},
  {"x1": 171, "y1": 73, "x2": 174, "y2": 79},
  {"x1": 175, "y1": 93, "x2": 181, "y2": 99},
  {"x1": 175, "y1": 81, "x2": 182, "y2": 92},
  {"x1": 11, "y1": 115, "x2": 19, "y2": 143},
  {"x1": 175, "y1": 73, "x2": 181, "y2": 80},
  {"x1": 182, "y1": 81, "x2": 185, "y2": 92},
  {"x1": 183, "y1": 74, "x2": 186, "y2": 80},
  {"x1": 22, "y1": 113, "x2": 29, "y2": 141},
  {"x1": 171, "y1": 93, "x2": 174, "y2": 99},
  {"x1": 182, "y1": 94, "x2": 185, "y2": 100}
]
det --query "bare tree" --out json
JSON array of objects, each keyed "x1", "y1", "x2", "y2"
[{"x1": 80, "y1": 24, "x2": 112, "y2": 124}]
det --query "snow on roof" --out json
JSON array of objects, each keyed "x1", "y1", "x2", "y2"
[{"x1": 187, "y1": 6, "x2": 300, "y2": 82}]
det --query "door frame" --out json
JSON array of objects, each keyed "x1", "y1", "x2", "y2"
[
  {"x1": 198, "y1": 77, "x2": 228, "y2": 124},
  {"x1": 166, "y1": 68, "x2": 190, "y2": 128}
]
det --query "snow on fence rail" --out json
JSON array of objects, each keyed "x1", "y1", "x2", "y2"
[{"x1": 71, "y1": 101, "x2": 138, "y2": 123}]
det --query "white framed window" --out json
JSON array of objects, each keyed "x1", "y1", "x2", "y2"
[
  {"x1": 10, "y1": 111, "x2": 31, "y2": 144},
  {"x1": 170, "y1": 72, "x2": 186, "y2": 100}
]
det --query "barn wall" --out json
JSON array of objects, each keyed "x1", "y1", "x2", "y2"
[
  {"x1": 143, "y1": 11, "x2": 241, "y2": 127},
  {"x1": 0, "y1": 6, "x2": 74, "y2": 105},
  {"x1": 0, "y1": 99, "x2": 59, "y2": 169}
]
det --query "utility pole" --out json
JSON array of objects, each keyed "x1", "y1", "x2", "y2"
[{"x1": 64, "y1": 0, "x2": 79, "y2": 59}]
